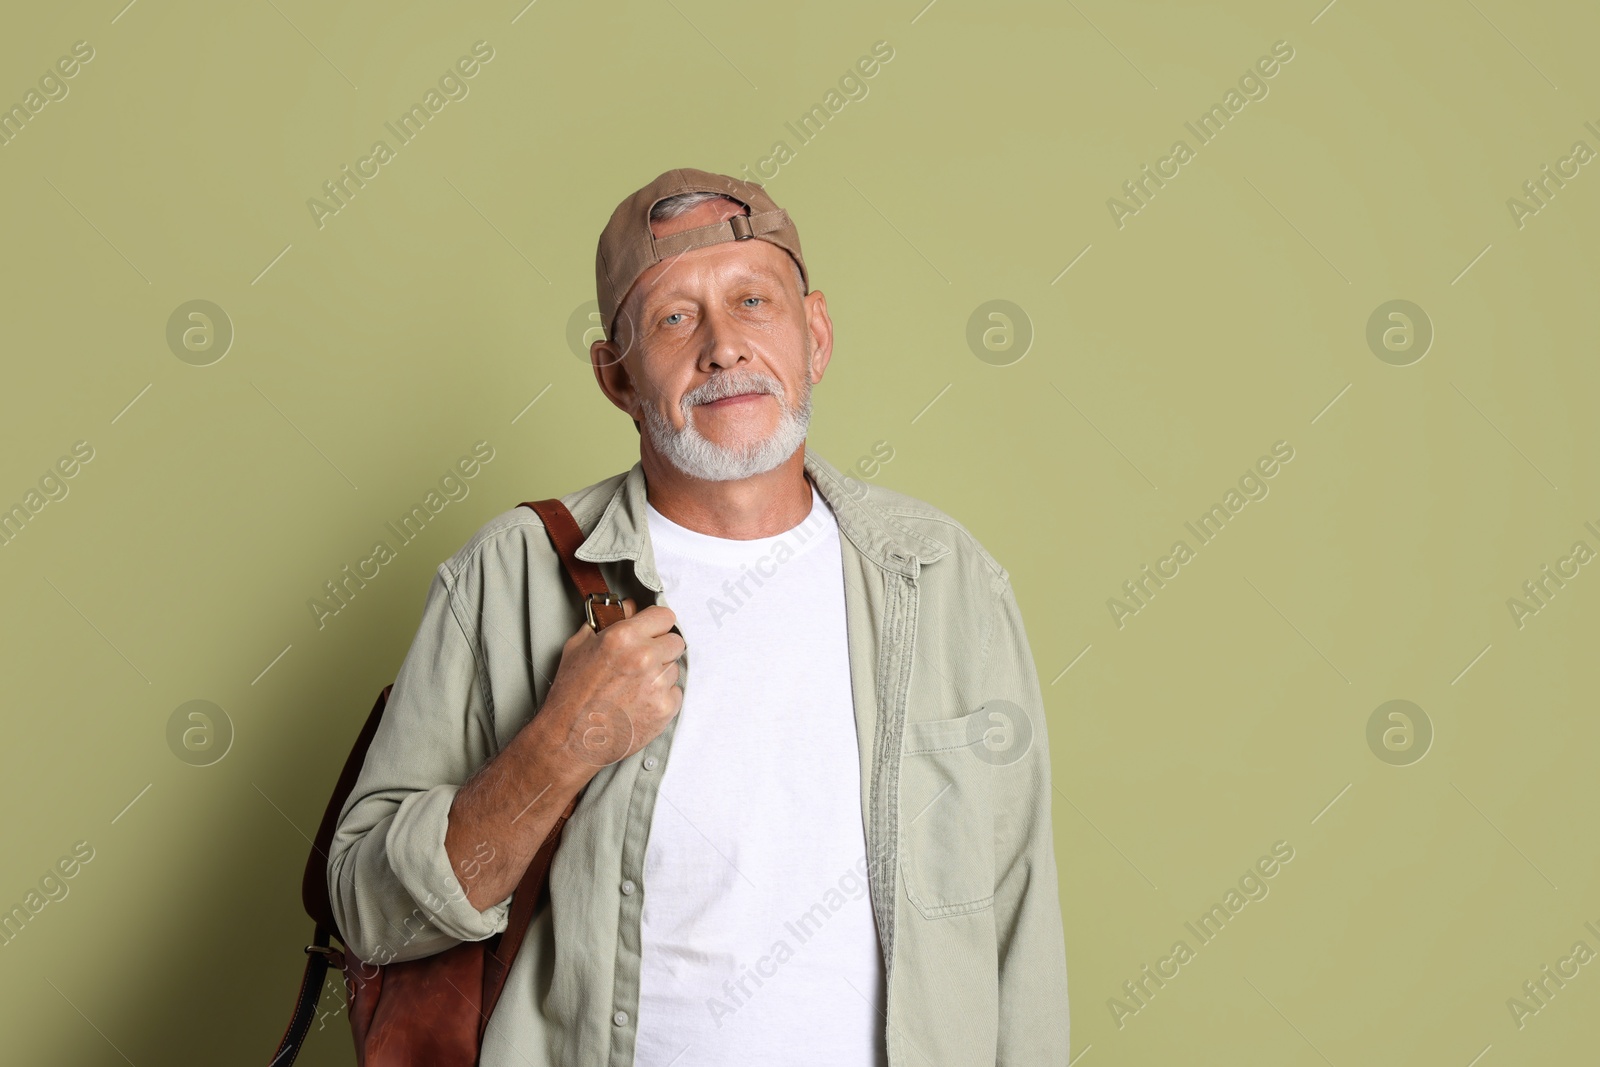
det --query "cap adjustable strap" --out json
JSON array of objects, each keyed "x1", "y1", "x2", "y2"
[{"x1": 651, "y1": 208, "x2": 790, "y2": 261}]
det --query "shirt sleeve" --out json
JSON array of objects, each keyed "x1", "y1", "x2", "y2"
[
  {"x1": 326, "y1": 562, "x2": 510, "y2": 965},
  {"x1": 985, "y1": 570, "x2": 1072, "y2": 1064}
]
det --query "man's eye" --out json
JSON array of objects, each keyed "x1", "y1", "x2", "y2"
[
  {"x1": 742, "y1": 297, "x2": 762, "y2": 307},
  {"x1": 662, "y1": 312, "x2": 685, "y2": 326}
]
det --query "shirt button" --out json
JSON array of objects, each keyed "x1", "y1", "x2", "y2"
[
  {"x1": 613, "y1": 1010, "x2": 629, "y2": 1027},
  {"x1": 642, "y1": 756, "x2": 658, "y2": 771},
  {"x1": 621, "y1": 879, "x2": 636, "y2": 895}
]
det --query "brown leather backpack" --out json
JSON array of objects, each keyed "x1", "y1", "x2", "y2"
[{"x1": 269, "y1": 497, "x2": 628, "y2": 1065}]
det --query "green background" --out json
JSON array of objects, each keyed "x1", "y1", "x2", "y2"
[{"x1": 2, "y1": 0, "x2": 1596, "y2": 1063}]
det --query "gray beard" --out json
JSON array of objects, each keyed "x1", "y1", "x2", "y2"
[{"x1": 641, "y1": 367, "x2": 813, "y2": 482}]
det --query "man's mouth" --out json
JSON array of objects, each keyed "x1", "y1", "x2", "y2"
[{"x1": 699, "y1": 391, "x2": 766, "y2": 407}]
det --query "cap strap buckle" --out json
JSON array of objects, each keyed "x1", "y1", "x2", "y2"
[{"x1": 651, "y1": 209, "x2": 788, "y2": 260}]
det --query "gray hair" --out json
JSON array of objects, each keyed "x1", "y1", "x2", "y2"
[
  {"x1": 649, "y1": 191, "x2": 806, "y2": 295},
  {"x1": 650, "y1": 189, "x2": 739, "y2": 222}
]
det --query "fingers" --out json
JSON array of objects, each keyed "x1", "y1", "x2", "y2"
[
  {"x1": 626, "y1": 603, "x2": 681, "y2": 639},
  {"x1": 664, "y1": 626, "x2": 687, "y2": 661},
  {"x1": 589, "y1": 597, "x2": 682, "y2": 652}
]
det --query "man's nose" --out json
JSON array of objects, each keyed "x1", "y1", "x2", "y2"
[{"x1": 698, "y1": 302, "x2": 750, "y2": 372}]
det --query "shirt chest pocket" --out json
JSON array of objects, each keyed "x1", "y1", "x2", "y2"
[{"x1": 898, "y1": 708, "x2": 996, "y2": 920}]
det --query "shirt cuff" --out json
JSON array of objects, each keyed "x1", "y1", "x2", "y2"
[{"x1": 386, "y1": 783, "x2": 511, "y2": 942}]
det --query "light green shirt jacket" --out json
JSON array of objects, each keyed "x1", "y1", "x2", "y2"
[{"x1": 327, "y1": 445, "x2": 1071, "y2": 1066}]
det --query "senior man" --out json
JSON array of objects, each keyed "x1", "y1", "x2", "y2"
[{"x1": 328, "y1": 167, "x2": 1070, "y2": 1066}]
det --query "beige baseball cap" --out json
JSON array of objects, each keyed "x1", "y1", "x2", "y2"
[{"x1": 594, "y1": 167, "x2": 809, "y2": 342}]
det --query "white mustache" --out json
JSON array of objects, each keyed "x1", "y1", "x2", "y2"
[{"x1": 691, "y1": 378, "x2": 778, "y2": 405}]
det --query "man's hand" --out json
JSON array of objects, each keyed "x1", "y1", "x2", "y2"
[
  {"x1": 537, "y1": 596, "x2": 687, "y2": 768},
  {"x1": 443, "y1": 596, "x2": 686, "y2": 911}
]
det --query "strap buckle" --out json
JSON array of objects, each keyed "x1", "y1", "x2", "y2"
[
  {"x1": 586, "y1": 591, "x2": 623, "y2": 631},
  {"x1": 728, "y1": 214, "x2": 753, "y2": 239}
]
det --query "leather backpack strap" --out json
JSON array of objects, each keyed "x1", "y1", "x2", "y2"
[
  {"x1": 273, "y1": 681, "x2": 392, "y2": 1062},
  {"x1": 272, "y1": 496, "x2": 623, "y2": 1063},
  {"x1": 268, "y1": 926, "x2": 337, "y2": 1066},
  {"x1": 521, "y1": 498, "x2": 629, "y2": 629},
  {"x1": 478, "y1": 497, "x2": 626, "y2": 1036},
  {"x1": 274, "y1": 683, "x2": 394, "y2": 1065},
  {"x1": 302, "y1": 684, "x2": 393, "y2": 932},
  {"x1": 295, "y1": 496, "x2": 616, "y2": 937}
]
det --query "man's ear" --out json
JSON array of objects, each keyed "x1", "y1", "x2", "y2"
[
  {"x1": 803, "y1": 289, "x2": 834, "y2": 380},
  {"x1": 592, "y1": 329, "x2": 643, "y2": 425}
]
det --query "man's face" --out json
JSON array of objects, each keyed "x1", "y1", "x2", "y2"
[{"x1": 593, "y1": 197, "x2": 833, "y2": 483}]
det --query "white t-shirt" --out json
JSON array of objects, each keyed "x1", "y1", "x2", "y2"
[{"x1": 633, "y1": 477, "x2": 886, "y2": 1067}]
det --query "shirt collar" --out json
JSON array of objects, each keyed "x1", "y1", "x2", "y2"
[{"x1": 574, "y1": 445, "x2": 950, "y2": 592}]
